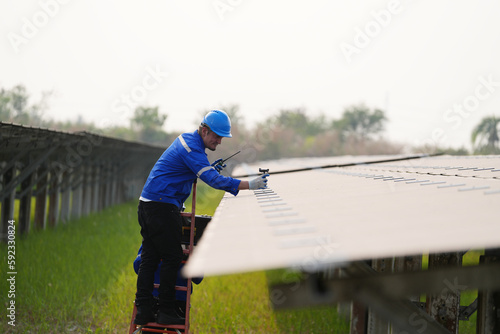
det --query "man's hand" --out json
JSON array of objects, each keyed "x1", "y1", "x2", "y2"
[
  {"x1": 211, "y1": 159, "x2": 226, "y2": 173},
  {"x1": 249, "y1": 173, "x2": 269, "y2": 190}
]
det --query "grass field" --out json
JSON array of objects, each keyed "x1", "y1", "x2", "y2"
[{"x1": 0, "y1": 183, "x2": 479, "y2": 333}]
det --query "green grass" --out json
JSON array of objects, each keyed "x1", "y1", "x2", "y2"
[
  {"x1": 0, "y1": 184, "x2": 480, "y2": 333},
  {"x1": 0, "y1": 201, "x2": 143, "y2": 333},
  {"x1": 190, "y1": 270, "x2": 349, "y2": 333},
  {"x1": 459, "y1": 250, "x2": 482, "y2": 334}
]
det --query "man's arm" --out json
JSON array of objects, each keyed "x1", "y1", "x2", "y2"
[{"x1": 238, "y1": 181, "x2": 250, "y2": 190}]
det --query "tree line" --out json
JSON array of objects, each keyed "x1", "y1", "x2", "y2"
[{"x1": 1, "y1": 84, "x2": 500, "y2": 161}]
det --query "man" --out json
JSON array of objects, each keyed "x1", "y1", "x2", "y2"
[{"x1": 134, "y1": 109, "x2": 269, "y2": 325}]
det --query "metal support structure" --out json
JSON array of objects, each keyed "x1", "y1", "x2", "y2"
[
  {"x1": 34, "y1": 165, "x2": 49, "y2": 230},
  {"x1": 99, "y1": 162, "x2": 108, "y2": 211},
  {"x1": 0, "y1": 144, "x2": 59, "y2": 202},
  {"x1": 18, "y1": 170, "x2": 35, "y2": 234},
  {"x1": 351, "y1": 300, "x2": 368, "y2": 334},
  {"x1": 426, "y1": 252, "x2": 463, "y2": 333},
  {"x1": 1, "y1": 166, "x2": 15, "y2": 242},
  {"x1": 335, "y1": 268, "x2": 351, "y2": 320},
  {"x1": 60, "y1": 171, "x2": 71, "y2": 223},
  {"x1": 346, "y1": 262, "x2": 449, "y2": 334},
  {"x1": 48, "y1": 170, "x2": 61, "y2": 227},
  {"x1": 1, "y1": 122, "x2": 165, "y2": 241},
  {"x1": 394, "y1": 255, "x2": 422, "y2": 302},
  {"x1": 270, "y1": 259, "x2": 500, "y2": 334},
  {"x1": 105, "y1": 161, "x2": 113, "y2": 208},
  {"x1": 356, "y1": 287, "x2": 449, "y2": 334},
  {"x1": 82, "y1": 165, "x2": 92, "y2": 216},
  {"x1": 0, "y1": 148, "x2": 30, "y2": 179},
  {"x1": 477, "y1": 248, "x2": 500, "y2": 333},
  {"x1": 91, "y1": 164, "x2": 100, "y2": 213},
  {"x1": 111, "y1": 163, "x2": 119, "y2": 206},
  {"x1": 71, "y1": 166, "x2": 83, "y2": 219},
  {"x1": 392, "y1": 255, "x2": 423, "y2": 334},
  {"x1": 368, "y1": 258, "x2": 393, "y2": 334}
]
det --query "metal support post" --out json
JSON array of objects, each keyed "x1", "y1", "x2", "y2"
[
  {"x1": 368, "y1": 258, "x2": 394, "y2": 334},
  {"x1": 82, "y1": 165, "x2": 92, "y2": 216},
  {"x1": 1, "y1": 166, "x2": 16, "y2": 242},
  {"x1": 394, "y1": 255, "x2": 422, "y2": 302},
  {"x1": 426, "y1": 252, "x2": 462, "y2": 333},
  {"x1": 351, "y1": 300, "x2": 369, "y2": 334},
  {"x1": 60, "y1": 171, "x2": 71, "y2": 223},
  {"x1": 91, "y1": 164, "x2": 100, "y2": 213},
  {"x1": 71, "y1": 166, "x2": 83, "y2": 219},
  {"x1": 477, "y1": 248, "x2": 500, "y2": 334},
  {"x1": 19, "y1": 170, "x2": 35, "y2": 234},
  {"x1": 34, "y1": 165, "x2": 49, "y2": 230},
  {"x1": 48, "y1": 169, "x2": 61, "y2": 227}
]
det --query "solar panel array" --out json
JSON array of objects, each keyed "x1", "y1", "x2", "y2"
[
  {"x1": 184, "y1": 155, "x2": 500, "y2": 277},
  {"x1": 0, "y1": 122, "x2": 165, "y2": 237}
]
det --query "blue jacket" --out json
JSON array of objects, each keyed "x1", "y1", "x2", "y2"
[{"x1": 140, "y1": 130, "x2": 241, "y2": 209}]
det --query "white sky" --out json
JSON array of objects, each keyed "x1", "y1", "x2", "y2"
[{"x1": 1, "y1": 0, "x2": 500, "y2": 150}]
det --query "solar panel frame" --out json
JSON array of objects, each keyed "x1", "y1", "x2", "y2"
[{"x1": 184, "y1": 155, "x2": 500, "y2": 277}]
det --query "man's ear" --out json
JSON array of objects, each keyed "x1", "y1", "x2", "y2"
[{"x1": 200, "y1": 126, "x2": 207, "y2": 137}]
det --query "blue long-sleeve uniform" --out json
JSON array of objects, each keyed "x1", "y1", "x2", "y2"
[{"x1": 140, "y1": 130, "x2": 241, "y2": 209}]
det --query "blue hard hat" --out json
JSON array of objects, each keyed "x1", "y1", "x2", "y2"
[{"x1": 201, "y1": 110, "x2": 232, "y2": 138}]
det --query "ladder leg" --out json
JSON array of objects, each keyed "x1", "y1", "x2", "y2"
[{"x1": 185, "y1": 179, "x2": 197, "y2": 333}]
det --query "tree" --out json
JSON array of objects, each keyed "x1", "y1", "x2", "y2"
[
  {"x1": 131, "y1": 106, "x2": 169, "y2": 144},
  {"x1": 332, "y1": 104, "x2": 387, "y2": 141},
  {"x1": 271, "y1": 108, "x2": 327, "y2": 137},
  {"x1": 222, "y1": 104, "x2": 244, "y2": 130},
  {"x1": 471, "y1": 116, "x2": 500, "y2": 154},
  {"x1": 0, "y1": 84, "x2": 50, "y2": 126},
  {"x1": 197, "y1": 104, "x2": 245, "y2": 130},
  {"x1": 253, "y1": 108, "x2": 331, "y2": 159}
]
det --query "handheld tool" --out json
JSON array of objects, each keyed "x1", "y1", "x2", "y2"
[{"x1": 212, "y1": 150, "x2": 241, "y2": 172}]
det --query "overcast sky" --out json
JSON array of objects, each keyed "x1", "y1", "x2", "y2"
[{"x1": 2, "y1": 0, "x2": 500, "y2": 150}]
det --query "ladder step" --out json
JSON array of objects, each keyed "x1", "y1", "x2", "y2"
[
  {"x1": 138, "y1": 322, "x2": 186, "y2": 333},
  {"x1": 152, "y1": 284, "x2": 189, "y2": 291}
]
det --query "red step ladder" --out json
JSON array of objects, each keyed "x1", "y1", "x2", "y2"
[{"x1": 129, "y1": 180, "x2": 198, "y2": 334}]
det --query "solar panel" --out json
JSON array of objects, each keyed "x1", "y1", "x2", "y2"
[{"x1": 184, "y1": 155, "x2": 500, "y2": 277}]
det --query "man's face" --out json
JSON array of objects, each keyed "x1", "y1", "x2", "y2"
[{"x1": 201, "y1": 127, "x2": 222, "y2": 151}]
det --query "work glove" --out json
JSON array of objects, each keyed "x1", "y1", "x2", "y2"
[
  {"x1": 211, "y1": 159, "x2": 226, "y2": 173},
  {"x1": 249, "y1": 173, "x2": 269, "y2": 190}
]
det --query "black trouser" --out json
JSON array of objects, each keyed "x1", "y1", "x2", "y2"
[{"x1": 135, "y1": 201, "x2": 183, "y2": 312}]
